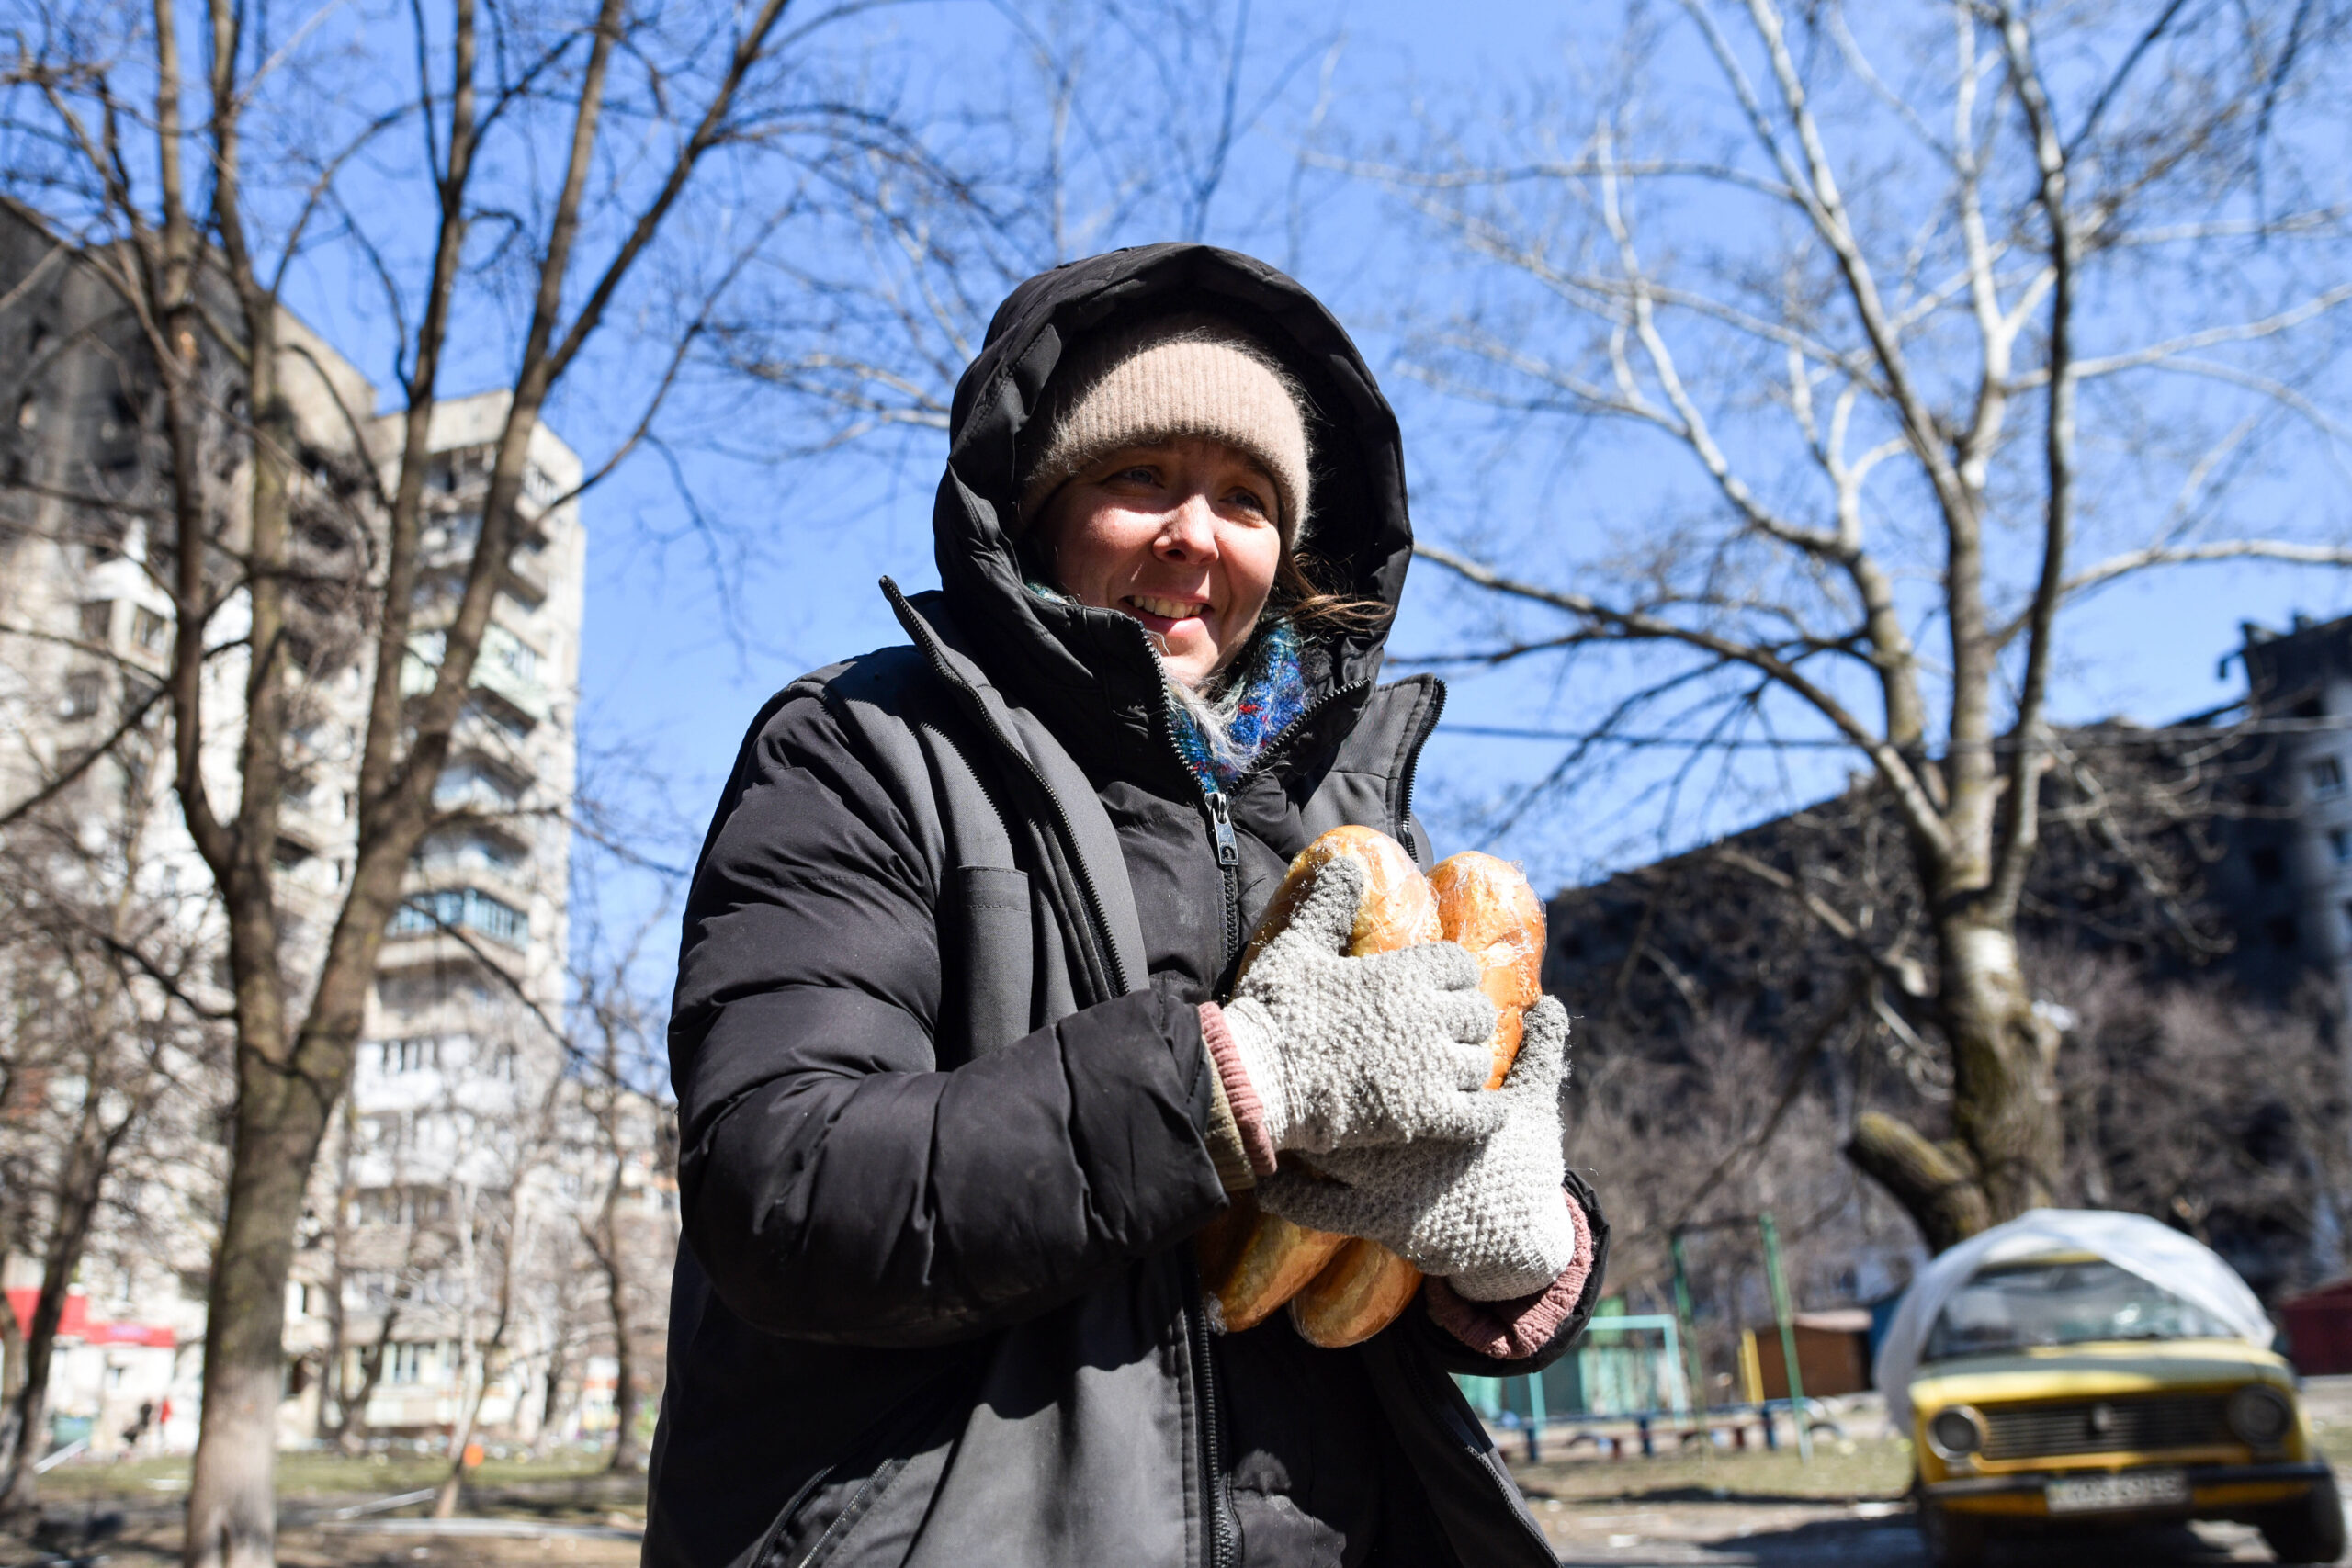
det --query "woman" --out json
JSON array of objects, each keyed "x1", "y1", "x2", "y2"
[{"x1": 651, "y1": 244, "x2": 1608, "y2": 1568}]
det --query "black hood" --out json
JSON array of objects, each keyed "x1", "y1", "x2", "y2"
[{"x1": 928, "y1": 243, "x2": 1413, "y2": 782}]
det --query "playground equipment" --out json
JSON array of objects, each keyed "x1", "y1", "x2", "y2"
[
  {"x1": 1455, "y1": 1313, "x2": 1689, "y2": 1461},
  {"x1": 1669, "y1": 1209, "x2": 1815, "y2": 1462},
  {"x1": 1452, "y1": 1208, "x2": 1841, "y2": 1465}
]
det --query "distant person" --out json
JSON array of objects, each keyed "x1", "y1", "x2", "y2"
[
  {"x1": 119, "y1": 1400, "x2": 153, "y2": 1459},
  {"x1": 650, "y1": 245, "x2": 1609, "y2": 1568}
]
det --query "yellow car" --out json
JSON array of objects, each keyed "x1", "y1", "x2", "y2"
[{"x1": 1907, "y1": 1253, "x2": 2343, "y2": 1566}]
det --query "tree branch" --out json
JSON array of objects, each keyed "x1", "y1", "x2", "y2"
[{"x1": 1413, "y1": 540, "x2": 1951, "y2": 857}]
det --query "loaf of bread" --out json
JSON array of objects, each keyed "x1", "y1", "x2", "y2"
[
  {"x1": 1193, "y1": 1193, "x2": 1345, "y2": 1332},
  {"x1": 1236, "y1": 824, "x2": 1442, "y2": 974},
  {"x1": 1200, "y1": 826, "x2": 1439, "y2": 1332},
  {"x1": 1430, "y1": 852, "x2": 1547, "y2": 1090},
  {"x1": 1196, "y1": 830, "x2": 1547, "y2": 1345},
  {"x1": 1284, "y1": 851, "x2": 1546, "y2": 1347}
]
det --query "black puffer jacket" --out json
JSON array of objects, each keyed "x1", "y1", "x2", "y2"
[{"x1": 650, "y1": 244, "x2": 1607, "y2": 1568}]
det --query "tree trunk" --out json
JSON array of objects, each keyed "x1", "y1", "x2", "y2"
[
  {"x1": 0, "y1": 1095, "x2": 124, "y2": 1514},
  {"x1": 605, "y1": 1268, "x2": 640, "y2": 1473},
  {"x1": 333, "y1": 1305, "x2": 400, "y2": 1457},
  {"x1": 1846, "y1": 1111, "x2": 1993, "y2": 1255},
  {"x1": 183, "y1": 1070, "x2": 333, "y2": 1568},
  {"x1": 533, "y1": 1329, "x2": 570, "y2": 1457},
  {"x1": 1937, "y1": 917, "x2": 2063, "y2": 1221},
  {"x1": 429, "y1": 1371, "x2": 486, "y2": 1520},
  {"x1": 1846, "y1": 915, "x2": 2063, "y2": 1251},
  {"x1": 432, "y1": 1330, "x2": 509, "y2": 1518},
  {"x1": 0, "y1": 1272, "x2": 24, "y2": 1459},
  {"x1": 592, "y1": 1180, "x2": 640, "y2": 1472},
  {"x1": 316, "y1": 1132, "x2": 353, "y2": 1445}
]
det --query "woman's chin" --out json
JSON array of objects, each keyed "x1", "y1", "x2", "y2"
[{"x1": 1160, "y1": 648, "x2": 1223, "y2": 689}]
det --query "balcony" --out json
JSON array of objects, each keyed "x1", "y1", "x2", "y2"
[
  {"x1": 389, "y1": 886, "x2": 528, "y2": 948},
  {"x1": 401, "y1": 625, "x2": 549, "y2": 727}
]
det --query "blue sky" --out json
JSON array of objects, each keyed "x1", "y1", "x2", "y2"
[
  {"x1": 242, "y1": 0, "x2": 2352, "y2": 999},
  {"x1": 555, "y1": 0, "x2": 2352, "y2": 900}
]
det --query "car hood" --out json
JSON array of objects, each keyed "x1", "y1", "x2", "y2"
[{"x1": 1909, "y1": 1338, "x2": 2294, "y2": 1415}]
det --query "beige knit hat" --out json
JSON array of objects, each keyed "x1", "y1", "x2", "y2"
[{"x1": 1016, "y1": 313, "x2": 1313, "y2": 546}]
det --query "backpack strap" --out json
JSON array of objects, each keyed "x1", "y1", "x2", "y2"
[{"x1": 882, "y1": 579, "x2": 1148, "y2": 1002}]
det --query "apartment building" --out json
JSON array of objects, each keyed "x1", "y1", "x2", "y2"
[
  {"x1": 0, "y1": 205, "x2": 628, "y2": 1456},
  {"x1": 2213, "y1": 612, "x2": 2352, "y2": 1016}
]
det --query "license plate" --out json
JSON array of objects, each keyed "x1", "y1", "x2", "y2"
[{"x1": 2045, "y1": 1471, "x2": 2190, "y2": 1514}]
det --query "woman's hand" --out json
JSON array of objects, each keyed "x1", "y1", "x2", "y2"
[
  {"x1": 1257, "y1": 998, "x2": 1579, "y2": 1302},
  {"x1": 1215, "y1": 855, "x2": 1502, "y2": 1155}
]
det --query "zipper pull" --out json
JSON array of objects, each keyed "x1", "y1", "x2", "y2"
[{"x1": 1206, "y1": 791, "x2": 1239, "y2": 867}]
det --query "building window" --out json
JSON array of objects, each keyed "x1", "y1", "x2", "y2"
[
  {"x1": 132, "y1": 606, "x2": 169, "y2": 650},
  {"x1": 2312, "y1": 757, "x2": 2345, "y2": 798},
  {"x1": 378, "y1": 1037, "x2": 437, "y2": 1075},
  {"x1": 2268, "y1": 915, "x2": 2300, "y2": 950},
  {"x1": 489, "y1": 626, "x2": 538, "y2": 682},
  {"x1": 389, "y1": 887, "x2": 526, "y2": 946},
  {"x1": 2333, "y1": 829, "x2": 2352, "y2": 864},
  {"x1": 2251, "y1": 846, "x2": 2285, "y2": 883},
  {"x1": 388, "y1": 1343, "x2": 428, "y2": 1384},
  {"x1": 416, "y1": 830, "x2": 526, "y2": 874},
  {"x1": 434, "y1": 760, "x2": 522, "y2": 812},
  {"x1": 59, "y1": 671, "x2": 104, "y2": 720},
  {"x1": 78, "y1": 600, "x2": 112, "y2": 643},
  {"x1": 346, "y1": 1270, "x2": 395, "y2": 1308},
  {"x1": 359, "y1": 1113, "x2": 408, "y2": 1152},
  {"x1": 355, "y1": 1186, "x2": 450, "y2": 1227}
]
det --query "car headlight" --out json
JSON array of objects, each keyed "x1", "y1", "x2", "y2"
[
  {"x1": 1927, "y1": 1405, "x2": 1985, "y2": 1460},
  {"x1": 2227, "y1": 1383, "x2": 2294, "y2": 1447}
]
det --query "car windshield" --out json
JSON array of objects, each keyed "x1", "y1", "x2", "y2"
[{"x1": 1921, "y1": 1258, "x2": 2239, "y2": 1361}]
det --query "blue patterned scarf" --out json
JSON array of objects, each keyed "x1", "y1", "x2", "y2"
[
  {"x1": 1024, "y1": 581, "x2": 1310, "y2": 788},
  {"x1": 1165, "y1": 618, "x2": 1309, "y2": 788}
]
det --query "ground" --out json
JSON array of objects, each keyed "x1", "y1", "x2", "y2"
[
  {"x1": 1496, "y1": 1381, "x2": 2352, "y2": 1565},
  {"x1": 1506, "y1": 1438, "x2": 2305, "y2": 1564},
  {"x1": 10, "y1": 1453, "x2": 645, "y2": 1567},
  {"x1": 9, "y1": 1390, "x2": 2352, "y2": 1566}
]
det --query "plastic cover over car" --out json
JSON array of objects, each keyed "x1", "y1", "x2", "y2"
[{"x1": 1875, "y1": 1208, "x2": 2275, "y2": 1429}]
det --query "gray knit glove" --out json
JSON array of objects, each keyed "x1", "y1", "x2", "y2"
[
  {"x1": 1258, "y1": 997, "x2": 1577, "y2": 1301},
  {"x1": 1220, "y1": 856, "x2": 1502, "y2": 1154}
]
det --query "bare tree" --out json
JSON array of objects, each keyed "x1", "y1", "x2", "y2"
[
  {"x1": 0, "y1": 712, "x2": 226, "y2": 1512},
  {"x1": 1368, "y1": 0, "x2": 2352, "y2": 1246},
  {"x1": 2040, "y1": 946, "x2": 2348, "y2": 1293},
  {"x1": 708, "y1": 0, "x2": 1336, "y2": 461},
  {"x1": 566, "y1": 899, "x2": 673, "y2": 1473},
  {"x1": 0, "y1": 0, "x2": 974, "y2": 1554}
]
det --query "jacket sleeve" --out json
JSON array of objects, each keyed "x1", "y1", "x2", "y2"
[{"x1": 670, "y1": 686, "x2": 1231, "y2": 1348}]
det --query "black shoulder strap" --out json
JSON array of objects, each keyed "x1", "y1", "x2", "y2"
[{"x1": 880, "y1": 579, "x2": 1148, "y2": 1000}]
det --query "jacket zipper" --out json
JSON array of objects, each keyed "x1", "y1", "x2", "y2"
[
  {"x1": 1390, "y1": 679, "x2": 1447, "y2": 862},
  {"x1": 1185, "y1": 1286, "x2": 1238, "y2": 1568},
  {"x1": 1172, "y1": 671, "x2": 1444, "y2": 1568},
  {"x1": 1205, "y1": 788, "x2": 1242, "y2": 962}
]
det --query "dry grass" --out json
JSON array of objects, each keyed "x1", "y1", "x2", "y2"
[{"x1": 1508, "y1": 1431, "x2": 1917, "y2": 1504}]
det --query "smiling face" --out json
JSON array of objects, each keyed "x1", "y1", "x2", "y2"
[{"x1": 1035, "y1": 435, "x2": 1284, "y2": 689}]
